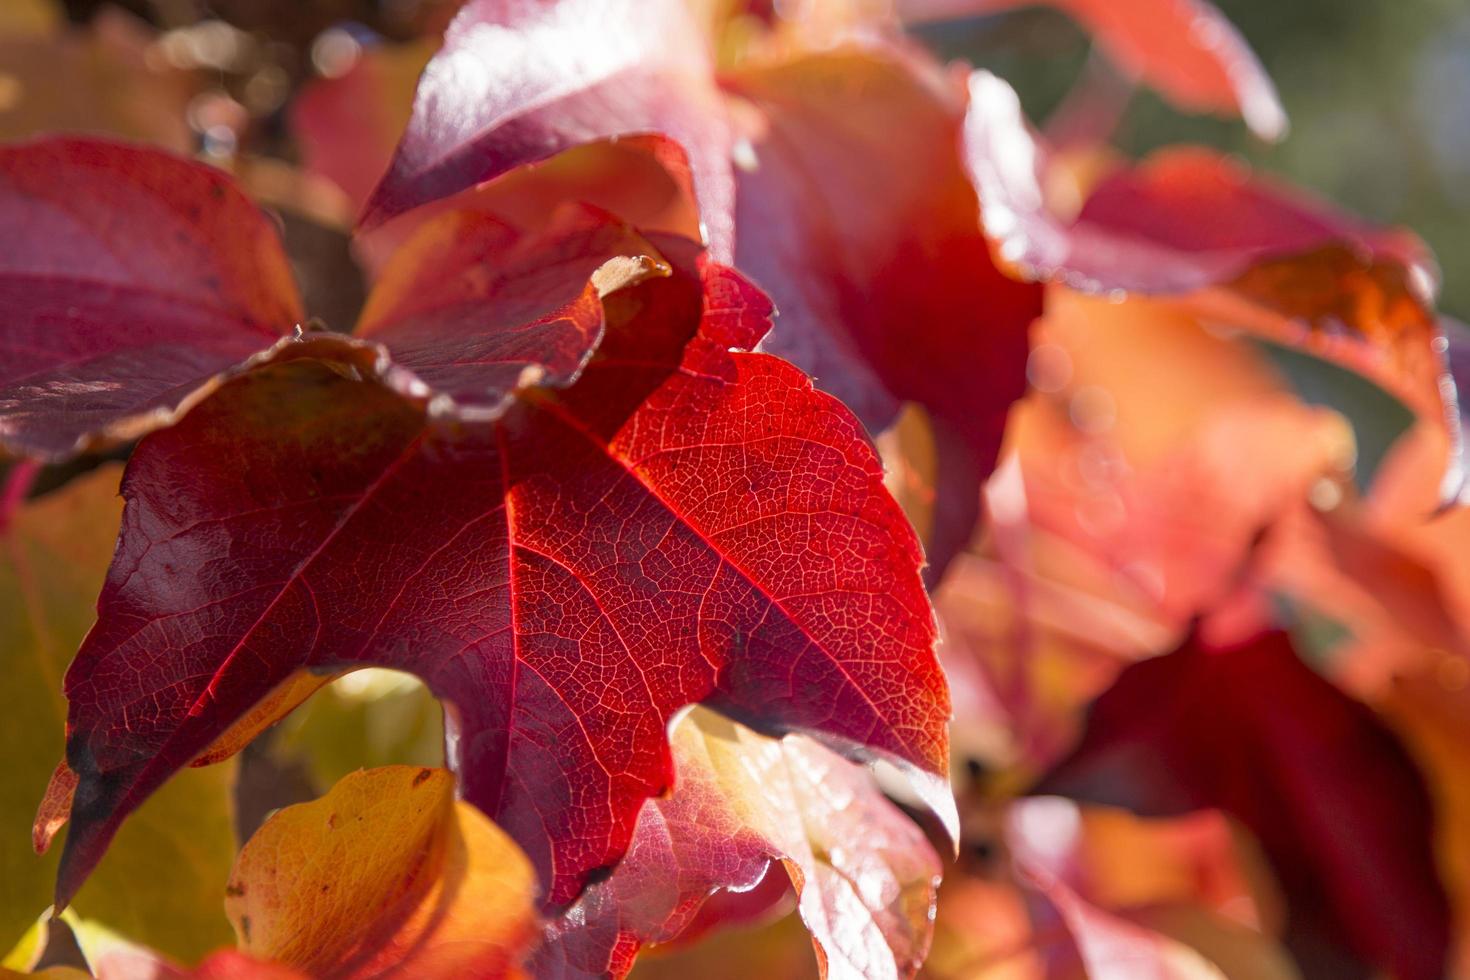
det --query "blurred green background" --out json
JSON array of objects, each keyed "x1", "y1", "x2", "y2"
[{"x1": 918, "y1": 0, "x2": 1470, "y2": 319}]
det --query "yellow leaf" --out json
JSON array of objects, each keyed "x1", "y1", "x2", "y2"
[{"x1": 226, "y1": 766, "x2": 538, "y2": 979}]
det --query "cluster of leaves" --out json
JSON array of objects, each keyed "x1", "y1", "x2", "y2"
[{"x1": 1, "y1": 0, "x2": 1468, "y2": 978}]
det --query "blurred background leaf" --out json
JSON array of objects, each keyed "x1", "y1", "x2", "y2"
[{"x1": 916, "y1": 0, "x2": 1470, "y2": 319}]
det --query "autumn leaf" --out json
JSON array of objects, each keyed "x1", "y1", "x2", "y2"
[
  {"x1": 539, "y1": 707, "x2": 941, "y2": 979},
  {"x1": 964, "y1": 73, "x2": 1428, "y2": 297},
  {"x1": 359, "y1": 0, "x2": 736, "y2": 256},
  {"x1": 1038, "y1": 628, "x2": 1451, "y2": 979},
  {"x1": 2, "y1": 138, "x2": 949, "y2": 914},
  {"x1": 0, "y1": 139, "x2": 668, "y2": 459},
  {"x1": 1076, "y1": 155, "x2": 1434, "y2": 290},
  {"x1": 965, "y1": 73, "x2": 1458, "y2": 508},
  {"x1": 902, "y1": 0, "x2": 1286, "y2": 139},
  {"x1": 225, "y1": 766, "x2": 538, "y2": 978},
  {"x1": 49, "y1": 246, "x2": 951, "y2": 914},
  {"x1": 724, "y1": 49, "x2": 1039, "y2": 581},
  {"x1": 1, "y1": 467, "x2": 237, "y2": 963},
  {"x1": 360, "y1": 6, "x2": 1040, "y2": 583},
  {"x1": 25, "y1": 764, "x2": 525, "y2": 980},
  {"x1": 0, "y1": 139, "x2": 302, "y2": 461},
  {"x1": 353, "y1": 201, "x2": 668, "y2": 415}
]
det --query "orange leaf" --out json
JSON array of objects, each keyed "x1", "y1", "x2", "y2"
[{"x1": 225, "y1": 766, "x2": 539, "y2": 979}]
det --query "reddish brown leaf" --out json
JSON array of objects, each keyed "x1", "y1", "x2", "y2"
[
  {"x1": 539, "y1": 708, "x2": 940, "y2": 979},
  {"x1": 54, "y1": 256, "x2": 952, "y2": 915},
  {"x1": 359, "y1": 0, "x2": 735, "y2": 257},
  {"x1": 1079, "y1": 153, "x2": 1433, "y2": 287},
  {"x1": 0, "y1": 138, "x2": 303, "y2": 461},
  {"x1": 903, "y1": 0, "x2": 1286, "y2": 139},
  {"x1": 1039, "y1": 629, "x2": 1451, "y2": 980}
]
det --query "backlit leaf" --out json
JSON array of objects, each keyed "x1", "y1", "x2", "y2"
[
  {"x1": 365, "y1": 11, "x2": 1039, "y2": 583},
  {"x1": 540, "y1": 707, "x2": 941, "y2": 978},
  {"x1": 51, "y1": 254, "x2": 951, "y2": 914}
]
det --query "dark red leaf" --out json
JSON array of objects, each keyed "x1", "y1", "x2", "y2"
[
  {"x1": 0, "y1": 138, "x2": 303, "y2": 461},
  {"x1": 1038, "y1": 628, "x2": 1451, "y2": 980},
  {"x1": 54, "y1": 256, "x2": 952, "y2": 914},
  {"x1": 902, "y1": 0, "x2": 1286, "y2": 139},
  {"x1": 359, "y1": 0, "x2": 735, "y2": 258}
]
